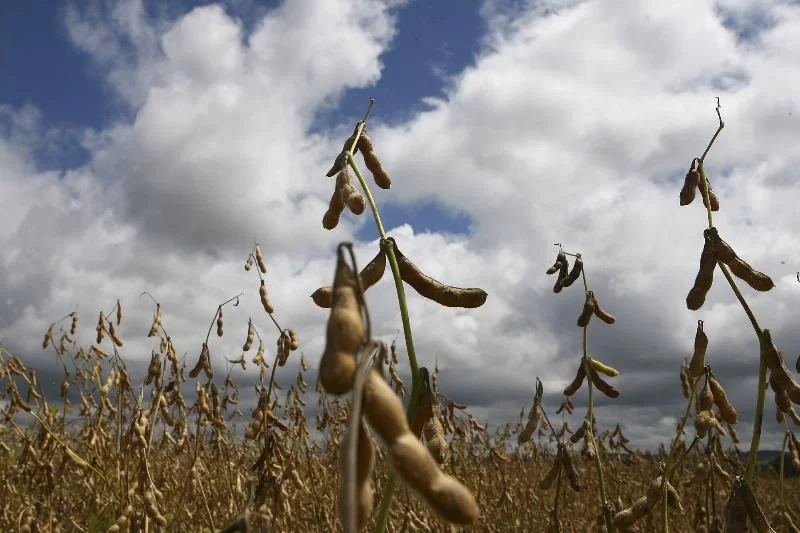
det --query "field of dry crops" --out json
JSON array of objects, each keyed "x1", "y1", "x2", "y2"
[
  {"x1": 0, "y1": 330, "x2": 798, "y2": 532},
  {"x1": 2, "y1": 104, "x2": 800, "y2": 533}
]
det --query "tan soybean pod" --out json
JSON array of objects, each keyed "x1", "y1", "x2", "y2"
[
  {"x1": 564, "y1": 363, "x2": 586, "y2": 397},
  {"x1": 390, "y1": 238, "x2": 488, "y2": 308},
  {"x1": 561, "y1": 446, "x2": 580, "y2": 492},
  {"x1": 689, "y1": 320, "x2": 708, "y2": 378},
  {"x1": 762, "y1": 330, "x2": 800, "y2": 404},
  {"x1": 590, "y1": 292, "x2": 616, "y2": 324},
  {"x1": 260, "y1": 280, "x2": 274, "y2": 314},
  {"x1": 326, "y1": 128, "x2": 360, "y2": 177},
  {"x1": 553, "y1": 259, "x2": 569, "y2": 293},
  {"x1": 709, "y1": 228, "x2": 774, "y2": 292},
  {"x1": 708, "y1": 375, "x2": 737, "y2": 424},
  {"x1": 357, "y1": 133, "x2": 392, "y2": 189},
  {"x1": 539, "y1": 454, "x2": 562, "y2": 490},
  {"x1": 694, "y1": 410, "x2": 713, "y2": 438},
  {"x1": 680, "y1": 165, "x2": 700, "y2": 206},
  {"x1": 699, "y1": 379, "x2": 714, "y2": 411},
  {"x1": 546, "y1": 252, "x2": 567, "y2": 275},
  {"x1": 687, "y1": 231, "x2": 717, "y2": 311},
  {"x1": 319, "y1": 256, "x2": 364, "y2": 395},
  {"x1": 589, "y1": 366, "x2": 619, "y2": 399},
  {"x1": 724, "y1": 478, "x2": 750, "y2": 533},
  {"x1": 242, "y1": 320, "x2": 255, "y2": 352},
  {"x1": 570, "y1": 421, "x2": 587, "y2": 444},
  {"x1": 255, "y1": 244, "x2": 267, "y2": 274},
  {"x1": 323, "y1": 185, "x2": 346, "y2": 230},
  {"x1": 336, "y1": 167, "x2": 366, "y2": 215},
  {"x1": 311, "y1": 246, "x2": 387, "y2": 308},
  {"x1": 561, "y1": 255, "x2": 583, "y2": 288},
  {"x1": 742, "y1": 481, "x2": 774, "y2": 533},
  {"x1": 577, "y1": 291, "x2": 596, "y2": 327},
  {"x1": 613, "y1": 496, "x2": 653, "y2": 529},
  {"x1": 338, "y1": 421, "x2": 375, "y2": 531},
  {"x1": 362, "y1": 368, "x2": 478, "y2": 524}
]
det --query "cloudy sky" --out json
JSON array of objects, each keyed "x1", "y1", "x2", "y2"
[{"x1": 2, "y1": 0, "x2": 799, "y2": 450}]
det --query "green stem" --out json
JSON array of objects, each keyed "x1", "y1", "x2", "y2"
[{"x1": 346, "y1": 148, "x2": 422, "y2": 533}]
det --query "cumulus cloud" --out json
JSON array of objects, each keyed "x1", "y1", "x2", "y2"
[{"x1": 2, "y1": 0, "x2": 800, "y2": 450}]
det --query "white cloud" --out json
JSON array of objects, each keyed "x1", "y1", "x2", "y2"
[{"x1": 2, "y1": 0, "x2": 800, "y2": 450}]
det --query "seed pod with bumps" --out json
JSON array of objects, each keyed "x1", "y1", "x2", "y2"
[
  {"x1": 42, "y1": 325, "x2": 53, "y2": 349},
  {"x1": 323, "y1": 185, "x2": 346, "y2": 230},
  {"x1": 577, "y1": 291, "x2": 596, "y2": 327},
  {"x1": 590, "y1": 292, "x2": 616, "y2": 324},
  {"x1": 339, "y1": 420, "x2": 375, "y2": 531},
  {"x1": 564, "y1": 363, "x2": 586, "y2": 397},
  {"x1": 724, "y1": 478, "x2": 750, "y2": 532},
  {"x1": 708, "y1": 228, "x2": 774, "y2": 292},
  {"x1": 319, "y1": 252, "x2": 364, "y2": 395},
  {"x1": 260, "y1": 280, "x2": 274, "y2": 314},
  {"x1": 689, "y1": 320, "x2": 708, "y2": 378},
  {"x1": 742, "y1": 480, "x2": 775, "y2": 533},
  {"x1": 109, "y1": 322, "x2": 124, "y2": 347},
  {"x1": 245, "y1": 255, "x2": 253, "y2": 271},
  {"x1": 326, "y1": 128, "x2": 360, "y2": 177},
  {"x1": 311, "y1": 246, "x2": 387, "y2": 308},
  {"x1": 613, "y1": 495, "x2": 653, "y2": 530},
  {"x1": 687, "y1": 230, "x2": 717, "y2": 311},
  {"x1": 699, "y1": 379, "x2": 714, "y2": 411},
  {"x1": 589, "y1": 365, "x2": 619, "y2": 398},
  {"x1": 694, "y1": 410, "x2": 713, "y2": 438},
  {"x1": 243, "y1": 320, "x2": 255, "y2": 351},
  {"x1": 570, "y1": 421, "x2": 587, "y2": 444},
  {"x1": 561, "y1": 445, "x2": 581, "y2": 491},
  {"x1": 762, "y1": 330, "x2": 800, "y2": 404},
  {"x1": 553, "y1": 258, "x2": 569, "y2": 293},
  {"x1": 96, "y1": 312, "x2": 105, "y2": 344},
  {"x1": 561, "y1": 255, "x2": 583, "y2": 288},
  {"x1": 539, "y1": 452, "x2": 562, "y2": 490},
  {"x1": 116, "y1": 300, "x2": 122, "y2": 325},
  {"x1": 287, "y1": 328, "x2": 299, "y2": 351},
  {"x1": 362, "y1": 367, "x2": 478, "y2": 524},
  {"x1": 216, "y1": 308, "x2": 224, "y2": 337},
  {"x1": 148, "y1": 304, "x2": 161, "y2": 337},
  {"x1": 358, "y1": 133, "x2": 392, "y2": 189},
  {"x1": 390, "y1": 238, "x2": 488, "y2": 308},
  {"x1": 546, "y1": 252, "x2": 567, "y2": 275},
  {"x1": 255, "y1": 244, "x2": 267, "y2": 273},
  {"x1": 708, "y1": 375, "x2": 737, "y2": 424},
  {"x1": 336, "y1": 167, "x2": 366, "y2": 215},
  {"x1": 680, "y1": 163, "x2": 700, "y2": 206}
]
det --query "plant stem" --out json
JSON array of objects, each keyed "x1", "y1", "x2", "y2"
[
  {"x1": 346, "y1": 140, "x2": 422, "y2": 533},
  {"x1": 661, "y1": 373, "x2": 699, "y2": 533}
]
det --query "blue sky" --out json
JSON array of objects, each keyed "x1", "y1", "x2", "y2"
[{"x1": 0, "y1": 0, "x2": 482, "y2": 236}]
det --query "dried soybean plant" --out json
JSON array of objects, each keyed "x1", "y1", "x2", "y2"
[
  {"x1": 312, "y1": 98, "x2": 486, "y2": 531},
  {"x1": 318, "y1": 243, "x2": 478, "y2": 532},
  {"x1": 656, "y1": 321, "x2": 742, "y2": 532},
  {"x1": 518, "y1": 378, "x2": 578, "y2": 533},
  {"x1": 545, "y1": 244, "x2": 618, "y2": 531},
  {"x1": 678, "y1": 100, "x2": 795, "y2": 530}
]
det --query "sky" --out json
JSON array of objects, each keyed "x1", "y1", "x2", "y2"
[{"x1": 1, "y1": 0, "x2": 799, "y2": 451}]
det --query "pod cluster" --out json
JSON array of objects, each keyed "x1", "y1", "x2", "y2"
[
  {"x1": 687, "y1": 227, "x2": 774, "y2": 311},
  {"x1": 319, "y1": 250, "x2": 478, "y2": 528}
]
